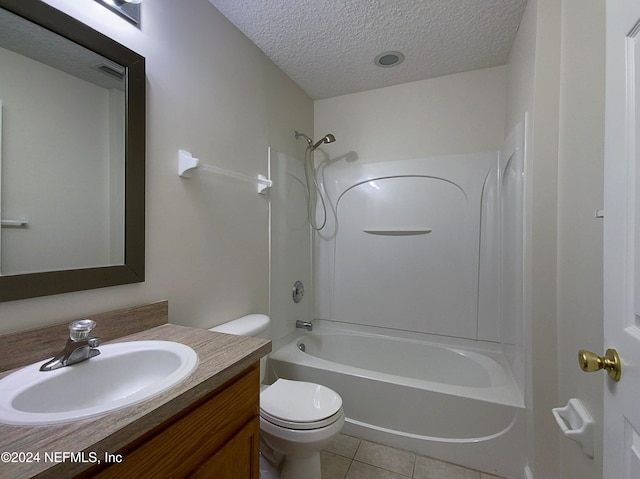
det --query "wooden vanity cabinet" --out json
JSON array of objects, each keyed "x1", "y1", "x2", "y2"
[{"x1": 83, "y1": 364, "x2": 260, "y2": 479}]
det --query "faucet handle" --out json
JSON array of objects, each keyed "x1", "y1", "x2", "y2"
[{"x1": 69, "y1": 319, "x2": 97, "y2": 340}]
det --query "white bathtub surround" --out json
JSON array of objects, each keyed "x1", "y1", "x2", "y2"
[
  {"x1": 497, "y1": 121, "x2": 526, "y2": 397},
  {"x1": 268, "y1": 148, "x2": 314, "y2": 342},
  {"x1": 269, "y1": 321, "x2": 526, "y2": 478},
  {"x1": 314, "y1": 153, "x2": 499, "y2": 341},
  {"x1": 266, "y1": 120, "x2": 529, "y2": 478},
  {"x1": 312, "y1": 129, "x2": 527, "y2": 396}
]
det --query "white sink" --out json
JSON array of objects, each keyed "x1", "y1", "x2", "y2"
[{"x1": 0, "y1": 340, "x2": 198, "y2": 426}]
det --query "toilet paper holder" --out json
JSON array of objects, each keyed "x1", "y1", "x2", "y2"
[{"x1": 552, "y1": 398, "x2": 594, "y2": 457}]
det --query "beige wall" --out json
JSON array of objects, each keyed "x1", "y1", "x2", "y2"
[{"x1": 0, "y1": 0, "x2": 312, "y2": 334}]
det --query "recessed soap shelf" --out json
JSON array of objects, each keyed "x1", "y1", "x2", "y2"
[{"x1": 363, "y1": 229, "x2": 432, "y2": 236}]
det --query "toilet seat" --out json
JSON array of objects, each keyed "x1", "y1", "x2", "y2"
[
  {"x1": 260, "y1": 379, "x2": 343, "y2": 430},
  {"x1": 260, "y1": 407, "x2": 344, "y2": 430}
]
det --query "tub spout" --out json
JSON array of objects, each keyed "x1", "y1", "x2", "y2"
[{"x1": 296, "y1": 320, "x2": 313, "y2": 331}]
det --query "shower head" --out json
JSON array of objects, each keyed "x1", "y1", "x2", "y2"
[
  {"x1": 295, "y1": 130, "x2": 336, "y2": 150},
  {"x1": 311, "y1": 133, "x2": 336, "y2": 151},
  {"x1": 294, "y1": 130, "x2": 313, "y2": 145},
  {"x1": 293, "y1": 130, "x2": 336, "y2": 231}
]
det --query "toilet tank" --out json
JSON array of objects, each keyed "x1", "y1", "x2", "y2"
[
  {"x1": 209, "y1": 314, "x2": 270, "y2": 382},
  {"x1": 208, "y1": 314, "x2": 270, "y2": 339}
]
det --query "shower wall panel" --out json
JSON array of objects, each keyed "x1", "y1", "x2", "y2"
[
  {"x1": 478, "y1": 160, "x2": 500, "y2": 341},
  {"x1": 269, "y1": 148, "x2": 313, "y2": 342},
  {"x1": 499, "y1": 120, "x2": 526, "y2": 393},
  {"x1": 316, "y1": 153, "x2": 497, "y2": 340}
]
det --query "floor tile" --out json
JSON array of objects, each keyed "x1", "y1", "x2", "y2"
[
  {"x1": 354, "y1": 440, "x2": 415, "y2": 477},
  {"x1": 321, "y1": 451, "x2": 352, "y2": 479},
  {"x1": 321, "y1": 436, "x2": 501, "y2": 479},
  {"x1": 413, "y1": 456, "x2": 480, "y2": 479},
  {"x1": 346, "y1": 461, "x2": 411, "y2": 479},
  {"x1": 325, "y1": 434, "x2": 361, "y2": 459}
]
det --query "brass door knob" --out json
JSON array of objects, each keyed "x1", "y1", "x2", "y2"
[{"x1": 578, "y1": 348, "x2": 621, "y2": 382}]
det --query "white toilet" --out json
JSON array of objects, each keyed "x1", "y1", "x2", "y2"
[{"x1": 209, "y1": 314, "x2": 344, "y2": 479}]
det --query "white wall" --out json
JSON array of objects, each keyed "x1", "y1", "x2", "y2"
[
  {"x1": 315, "y1": 66, "x2": 506, "y2": 164},
  {"x1": 506, "y1": 1, "x2": 553, "y2": 477},
  {"x1": 507, "y1": 0, "x2": 563, "y2": 477},
  {"x1": 0, "y1": 0, "x2": 312, "y2": 334},
  {"x1": 506, "y1": 1, "x2": 536, "y2": 135},
  {"x1": 507, "y1": 0, "x2": 605, "y2": 478},
  {"x1": 557, "y1": 0, "x2": 605, "y2": 477}
]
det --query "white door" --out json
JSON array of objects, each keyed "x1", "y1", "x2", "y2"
[
  {"x1": 603, "y1": 1, "x2": 640, "y2": 477},
  {"x1": 0, "y1": 100, "x2": 2, "y2": 275}
]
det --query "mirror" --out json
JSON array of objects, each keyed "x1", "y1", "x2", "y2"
[{"x1": 0, "y1": 0, "x2": 145, "y2": 302}]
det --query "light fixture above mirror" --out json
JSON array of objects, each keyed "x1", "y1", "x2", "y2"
[{"x1": 94, "y1": 0, "x2": 141, "y2": 26}]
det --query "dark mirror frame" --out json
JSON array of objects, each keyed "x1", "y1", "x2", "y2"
[{"x1": 0, "y1": 0, "x2": 145, "y2": 302}]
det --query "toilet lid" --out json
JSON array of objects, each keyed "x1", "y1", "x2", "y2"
[{"x1": 260, "y1": 379, "x2": 343, "y2": 426}]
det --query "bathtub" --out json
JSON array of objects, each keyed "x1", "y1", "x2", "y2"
[{"x1": 268, "y1": 321, "x2": 528, "y2": 479}]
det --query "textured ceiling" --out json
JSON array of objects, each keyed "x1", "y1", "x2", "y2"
[{"x1": 208, "y1": 0, "x2": 528, "y2": 100}]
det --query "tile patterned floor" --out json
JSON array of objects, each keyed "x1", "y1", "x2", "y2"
[{"x1": 321, "y1": 434, "x2": 506, "y2": 479}]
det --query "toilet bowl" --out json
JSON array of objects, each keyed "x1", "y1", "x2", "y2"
[
  {"x1": 209, "y1": 315, "x2": 344, "y2": 479},
  {"x1": 260, "y1": 378, "x2": 344, "y2": 479}
]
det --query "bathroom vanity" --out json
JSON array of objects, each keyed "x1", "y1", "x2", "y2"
[
  {"x1": 85, "y1": 364, "x2": 261, "y2": 478},
  {"x1": 0, "y1": 302, "x2": 271, "y2": 479}
]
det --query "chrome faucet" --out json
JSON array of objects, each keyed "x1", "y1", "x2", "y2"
[
  {"x1": 296, "y1": 320, "x2": 313, "y2": 331},
  {"x1": 40, "y1": 320, "x2": 101, "y2": 371}
]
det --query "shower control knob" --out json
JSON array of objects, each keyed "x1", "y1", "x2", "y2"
[
  {"x1": 578, "y1": 348, "x2": 621, "y2": 382},
  {"x1": 292, "y1": 280, "x2": 305, "y2": 303}
]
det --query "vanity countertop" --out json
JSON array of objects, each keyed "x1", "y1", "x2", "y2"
[{"x1": 0, "y1": 323, "x2": 271, "y2": 479}]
